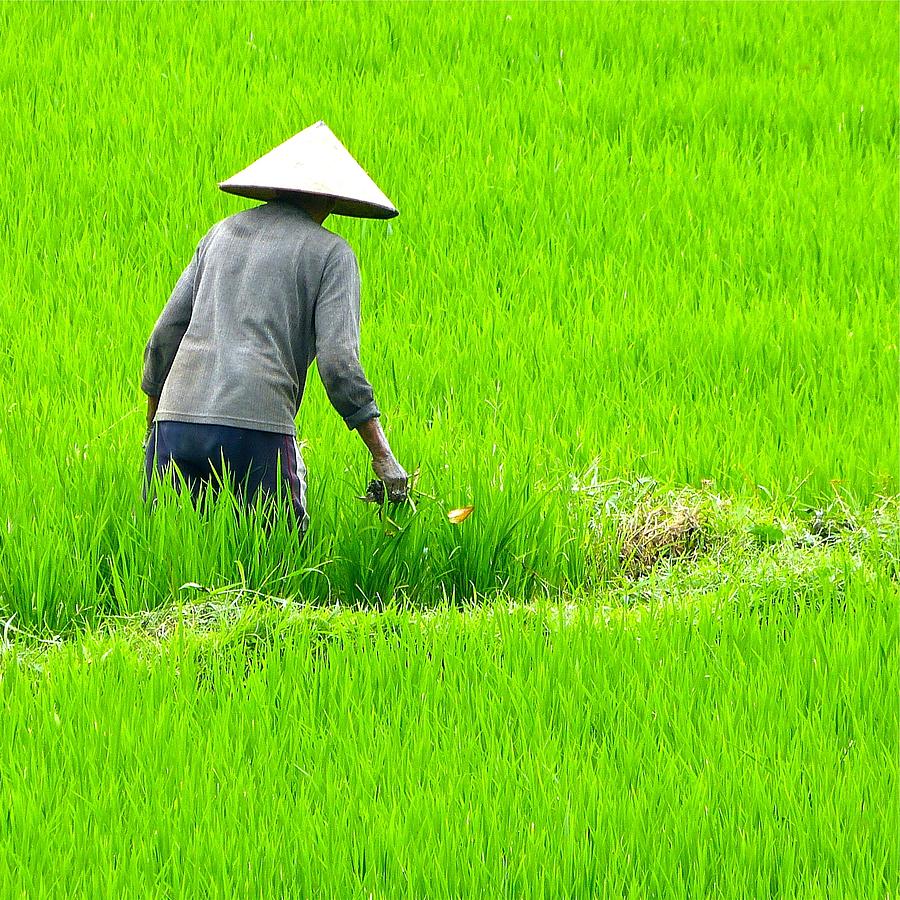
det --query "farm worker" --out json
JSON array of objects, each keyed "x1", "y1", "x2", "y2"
[{"x1": 141, "y1": 121, "x2": 409, "y2": 534}]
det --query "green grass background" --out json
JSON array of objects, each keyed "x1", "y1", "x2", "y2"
[
  {"x1": 0, "y1": 4, "x2": 897, "y2": 896},
  {"x1": 0, "y1": 1, "x2": 896, "y2": 626},
  {"x1": 2, "y1": 579, "x2": 896, "y2": 898}
]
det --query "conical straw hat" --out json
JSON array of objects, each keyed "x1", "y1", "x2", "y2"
[{"x1": 218, "y1": 121, "x2": 398, "y2": 219}]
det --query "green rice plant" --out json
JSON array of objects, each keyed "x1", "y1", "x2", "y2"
[
  {"x1": 0, "y1": 8, "x2": 896, "y2": 893},
  {"x1": 0, "y1": 572, "x2": 895, "y2": 897},
  {"x1": 0, "y1": 3, "x2": 895, "y2": 619}
]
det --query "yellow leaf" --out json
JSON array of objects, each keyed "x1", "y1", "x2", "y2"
[{"x1": 447, "y1": 506, "x2": 474, "y2": 524}]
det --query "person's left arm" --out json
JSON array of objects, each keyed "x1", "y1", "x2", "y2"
[{"x1": 140, "y1": 244, "x2": 202, "y2": 436}]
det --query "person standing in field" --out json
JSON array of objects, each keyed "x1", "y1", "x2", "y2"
[{"x1": 141, "y1": 121, "x2": 409, "y2": 534}]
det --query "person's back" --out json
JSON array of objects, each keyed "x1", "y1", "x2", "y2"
[{"x1": 149, "y1": 200, "x2": 376, "y2": 436}]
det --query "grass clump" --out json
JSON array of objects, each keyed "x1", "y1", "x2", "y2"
[
  {"x1": 617, "y1": 490, "x2": 706, "y2": 577},
  {"x1": 577, "y1": 472, "x2": 897, "y2": 596}
]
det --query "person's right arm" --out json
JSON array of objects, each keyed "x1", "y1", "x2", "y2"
[
  {"x1": 356, "y1": 417, "x2": 409, "y2": 503},
  {"x1": 314, "y1": 242, "x2": 409, "y2": 502}
]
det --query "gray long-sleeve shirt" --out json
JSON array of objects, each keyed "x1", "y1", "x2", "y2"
[{"x1": 141, "y1": 200, "x2": 379, "y2": 435}]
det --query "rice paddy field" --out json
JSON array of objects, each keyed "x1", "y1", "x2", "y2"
[{"x1": 0, "y1": 1, "x2": 897, "y2": 896}]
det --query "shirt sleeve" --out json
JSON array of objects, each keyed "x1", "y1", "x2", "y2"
[
  {"x1": 313, "y1": 242, "x2": 380, "y2": 430},
  {"x1": 141, "y1": 245, "x2": 200, "y2": 397}
]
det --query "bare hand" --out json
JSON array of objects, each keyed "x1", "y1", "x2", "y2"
[{"x1": 371, "y1": 453, "x2": 410, "y2": 504}]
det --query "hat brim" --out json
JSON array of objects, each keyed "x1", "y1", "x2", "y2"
[{"x1": 218, "y1": 183, "x2": 398, "y2": 220}]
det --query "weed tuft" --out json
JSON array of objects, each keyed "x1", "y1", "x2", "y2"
[{"x1": 617, "y1": 496, "x2": 705, "y2": 577}]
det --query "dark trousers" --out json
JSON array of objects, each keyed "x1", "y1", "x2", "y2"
[{"x1": 143, "y1": 420, "x2": 308, "y2": 534}]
